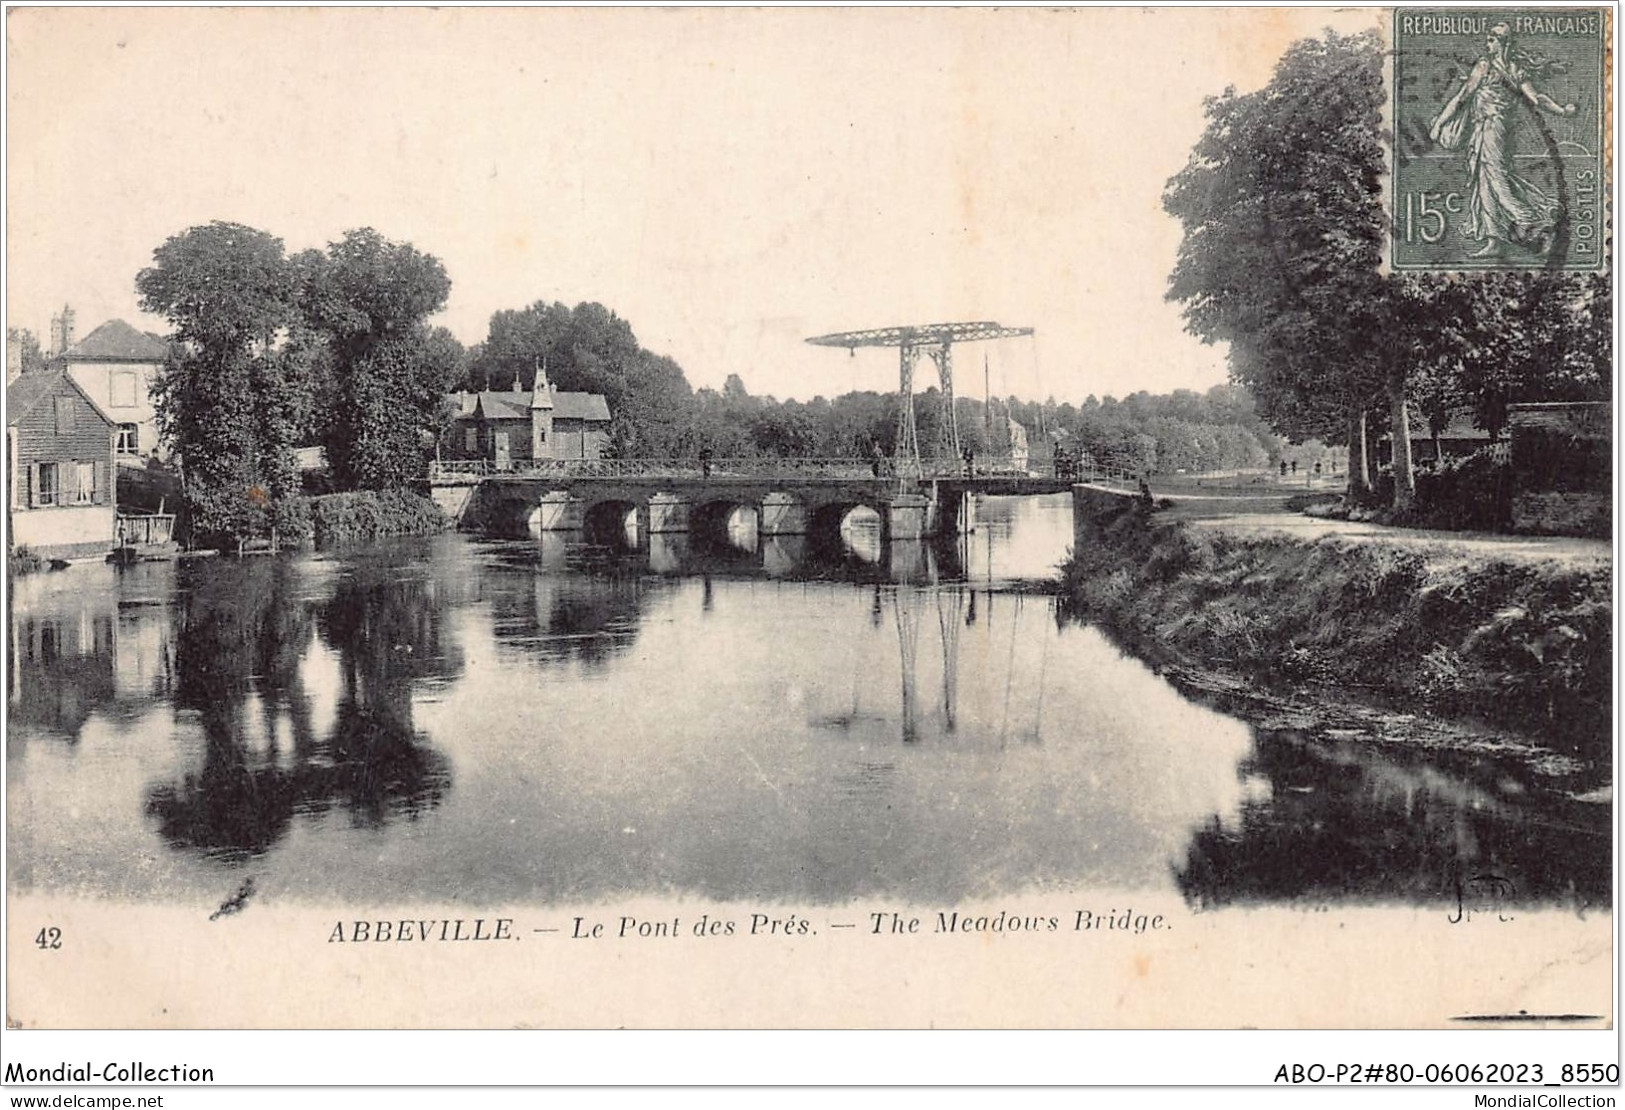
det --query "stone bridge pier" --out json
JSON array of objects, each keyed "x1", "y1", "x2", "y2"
[{"x1": 459, "y1": 477, "x2": 954, "y2": 546}]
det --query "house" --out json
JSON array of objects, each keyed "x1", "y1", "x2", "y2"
[
  {"x1": 445, "y1": 368, "x2": 611, "y2": 468},
  {"x1": 1508, "y1": 401, "x2": 1610, "y2": 536},
  {"x1": 57, "y1": 318, "x2": 170, "y2": 464},
  {"x1": 7, "y1": 368, "x2": 117, "y2": 560},
  {"x1": 1376, "y1": 409, "x2": 1495, "y2": 468}
]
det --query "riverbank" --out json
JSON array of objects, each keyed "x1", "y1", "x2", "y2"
[
  {"x1": 1063, "y1": 489, "x2": 1612, "y2": 764},
  {"x1": 305, "y1": 489, "x2": 446, "y2": 547}
]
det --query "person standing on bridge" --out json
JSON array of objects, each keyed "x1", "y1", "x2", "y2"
[{"x1": 699, "y1": 447, "x2": 713, "y2": 479}]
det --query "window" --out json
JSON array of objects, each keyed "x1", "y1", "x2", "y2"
[
  {"x1": 464, "y1": 426, "x2": 477, "y2": 452},
  {"x1": 73, "y1": 463, "x2": 96, "y2": 504},
  {"x1": 116, "y1": 424, "x2": 140, "y2": 455},
  {"x1": 111, "y1": 372, "x2": 139, "y2": 408},
  {"x1": 36, "y1": 462, "x2": 58, "y2": 506},
  {"x1": 54, "y1": 396, "x2": 76, "y2": 434}
]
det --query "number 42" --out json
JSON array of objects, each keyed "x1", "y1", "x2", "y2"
[
  {"x1": 1404, "y1": 191, "x2": 1463, "y2": 243},
  {"x1": 34, "y1": 926, "x2": 62, "y2": 950}
]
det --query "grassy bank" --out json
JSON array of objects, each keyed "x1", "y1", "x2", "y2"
[
  {"x1": 1062, "y1": 497, "x2": 1611, "y2": 761},
  {"x1": 306, "y1": 490, "x2": 446, "y2": 548}
]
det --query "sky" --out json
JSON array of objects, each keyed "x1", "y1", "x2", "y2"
[{"x1": 6, "y1": 6, "x2": 1384, "y2": 404}]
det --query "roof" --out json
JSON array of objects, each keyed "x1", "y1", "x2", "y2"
[
  {"x1": 7, "y1": 368, "x2": 115, "y2": 427},
  {"x1": 471, "y1": 391, "x2": 533, "y2": 421},
  {"x1": 61, "y1": 319, "x2": 169, "y2": 362},
  {"x1": 1408, "y1": 410, "x2": 1492, "y2": 440},
  {"x1": 552, "y1": 391, "x2": 610, "y2": 422},
  {"x1": 453, "y1": 388, "x2": 610, "y2": 423}
]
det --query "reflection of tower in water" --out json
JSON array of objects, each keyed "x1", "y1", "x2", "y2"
[
  {"x1": 878, "y1": 585, "x2": 1049, "y2": 746},
  {"x1": 893, "y1": 586, "x2": 921, "y2": 742},
  {"x1": 935, "y1": 588, "x2": 963, "y2": 732}
]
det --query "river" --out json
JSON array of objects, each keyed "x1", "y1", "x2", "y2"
[{"x1": 6, "y1": 493, "x2": 1609, "y2": 912}]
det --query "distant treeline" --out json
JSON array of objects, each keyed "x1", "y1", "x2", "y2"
[
  {"x1": 670, "y1": 378, "x2": 1276, "y2": 473},
  {"x1": 1007, "y1": 385, "x2": 1276, "y2": 473},
  {"x1": 454, "y1": 300, "x2": 1278, "y2": 471},
  {"x1": 131, "y1": 216, "x2": 1281, "y2": 550}
]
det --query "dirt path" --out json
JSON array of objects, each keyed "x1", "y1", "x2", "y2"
[
  {"x1": 1184, "y1": 506, "x2": 1612, "y2": 568},
  {"x1": 1083, "y1": 480, "x2": 1613, "y2": 569}
]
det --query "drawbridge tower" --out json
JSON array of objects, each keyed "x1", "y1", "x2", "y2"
[{"x1": 806, "y1": 321, "x2": 1034, "y2": 480}]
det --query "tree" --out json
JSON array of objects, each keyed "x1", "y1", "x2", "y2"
[
  {"x1": 1451, "y1": 272, "x2": 1611, "y2": 438},
  {"x1": 303, "y1": 229, "x2": 452, "y2": 489},
  {"x1": 420, "y1": 326, "x2": 469, "y2": 393},
  {"x1": 468, "y1": 300, "x2": 695, "y2": 457},
  {"x1": 1164, "y1": 31, "x2": 1398, "y2": 499},
  {"x1": 1165, "y1": 31, "x2": 1615, "y2": 509},
  {"x1": 136, "y1": 221, "x2": 308, "y2": 541},
  {"x1": 7, "y1": 327, "x2": 46, "y2": 376}
]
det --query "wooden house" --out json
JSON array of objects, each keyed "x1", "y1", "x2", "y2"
[
  {"x1": 446, "y1": 367, "x2": 611, "y2": 469},
  {"x1": 7, "y1": 369, "x2": 117, "y2": 559},
  {"x1": 58, "y1": 319, "x2": 170, "y2": 464}
]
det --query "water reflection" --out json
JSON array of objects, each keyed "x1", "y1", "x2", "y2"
[
  {"x1": 483, "y1": 550, "x2": 653, "y2": 670},
  {"x1": 144, "y1": 555, "x2": 455, "y2": 863},
  {"x1": 517, "y1": 499, "x2": 984, "y2": 585},
  {"x1": 11, "y1": 602, "x2": 116, "y2": 741},
  {"x1": 6, "y1": 493, "x2": 1610, "y2": 909},
  {"x1": 1174, "y1": 729, "x2": 1610, "y2": 911}
]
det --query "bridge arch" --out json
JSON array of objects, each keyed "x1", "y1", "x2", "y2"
[
  {"x1": 806, "y1": 500, "x2": 884, "y2": 560},
  {"x1": 579, "y1": 498, "x2": 639, "y2": 548},
  {"x1": 688, "y1": 497, "x2": 759, "y2": 552}
]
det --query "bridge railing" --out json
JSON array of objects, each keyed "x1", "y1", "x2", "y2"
[
  {"x1": 428, "y1": 452, "x2": 1150, "y2": 483},
  {"x1": 434, "y1": 457, "x2": 898, "y2": 481}
]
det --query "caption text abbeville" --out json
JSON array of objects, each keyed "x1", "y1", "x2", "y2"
[{"x1": 325, "y1": 907, "x2": 1169, "y2": 943}]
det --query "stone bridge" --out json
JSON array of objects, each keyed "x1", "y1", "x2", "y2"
[
  {"x1": 444, "y1": 476, "x2": 938, "y2": 543},
  {"x1": 430, "y1": 473, "x2": 1072, "y2": 544}
]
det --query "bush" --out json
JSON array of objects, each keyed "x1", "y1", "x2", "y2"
[
  {"x1": 1408, "y1": 449, "x2": 1513, "y2": 531},
  {"x1": 272, "y1": 496, "x2": 312, "y2": 543},
  {"x1": 307, "y1": 490, "x2": 446, "y2": 548},
  {"x1": 9, "y1": 545, "x2": 43, "y2": 577},
  {"x1": 1349, "y1": 468, "x2": 1395, "y2": 509}
]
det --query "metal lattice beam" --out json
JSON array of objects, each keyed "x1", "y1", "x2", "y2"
[
  {"x1": 806, "y1": 322, "x2": 1034, "y2": 349},
  {"x1": 806, "y1": 320, "x2": 1034, "y2": 482}
]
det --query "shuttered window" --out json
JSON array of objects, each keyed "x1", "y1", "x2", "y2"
[{"x1": 54, "y1": 396, "x2": 76, "y2": 434}]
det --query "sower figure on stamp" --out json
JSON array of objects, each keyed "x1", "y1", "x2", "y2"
[{"x1": 1429, "y1": 21, "x2": 1577, "y2": 258}]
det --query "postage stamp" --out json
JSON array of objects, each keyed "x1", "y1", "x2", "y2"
[{"x1": 1391, "y1": 8, "x2": 1608, "y2": 271}]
